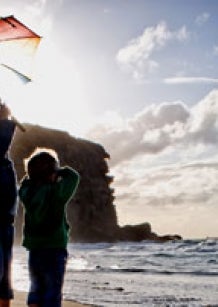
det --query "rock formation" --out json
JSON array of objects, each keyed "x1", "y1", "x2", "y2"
[{"x1": 11, "y1": 124, "x2": 181, "y2": 243}]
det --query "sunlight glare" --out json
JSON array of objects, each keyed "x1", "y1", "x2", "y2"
[{"x1": 1, "y1": 38, "x2": 94, "y2": 137}]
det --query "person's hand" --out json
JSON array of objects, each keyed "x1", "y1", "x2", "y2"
[
  {"x1": 0, "y1": 103, "x2": 11, "y2": 119},
  {"x1": 47, "y1": 171, "x2": 59, "y2": 183}
]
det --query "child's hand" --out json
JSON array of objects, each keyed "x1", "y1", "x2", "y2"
[{"x1": 47, "y1": 171, "x2": 59, "y2": 183}]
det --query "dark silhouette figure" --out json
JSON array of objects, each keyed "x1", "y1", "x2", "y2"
[
  {"x1": 19, "y1": 148, "x2": 80, "y2": 307},
  {"x1": 0, "y1": 103, "x2": 18, "y2": 307}
]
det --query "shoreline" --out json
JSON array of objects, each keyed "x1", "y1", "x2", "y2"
[{"x1": 12, "y1": 291, "x2": 92, "y2": 307}]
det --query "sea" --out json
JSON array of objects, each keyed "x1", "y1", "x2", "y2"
[{"x1": 13, "y1": 238, "x2": 218, "y2": 307}]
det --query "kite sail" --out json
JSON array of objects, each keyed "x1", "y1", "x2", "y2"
[{"x1": 0, "y1": 15, "x2": 41, "y2": 82}]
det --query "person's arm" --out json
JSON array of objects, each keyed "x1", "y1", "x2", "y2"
[
  {"x1": 0, "y1": 119, "x2": 16, "y2": 159},
  {"x1": 0, "y1": 103, "x2": 16, "y2": 159},
  {"x1": 55, "y1": 166, "x2": 80, "y2": 204},
  {"x1": 18, "y1": 177, "x2": 31, "y2": 204}
]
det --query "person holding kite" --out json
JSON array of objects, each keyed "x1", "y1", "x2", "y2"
[{"x1": 0, "y1": 102, "x2": 18, "y2": 307}]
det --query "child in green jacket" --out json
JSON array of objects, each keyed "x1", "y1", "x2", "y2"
[{"x1": 19, "y1": 148, "x2": 80, "y2": 307}]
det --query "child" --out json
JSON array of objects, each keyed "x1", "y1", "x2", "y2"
[
  {"x1": 19, "y1": 148, "x2": 80, "y2": 307},
  {"x1": 0, "y1": 102, "x2": 17, "y2": 307}
]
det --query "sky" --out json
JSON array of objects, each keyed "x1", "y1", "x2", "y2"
[{"x1": 0, "y1": 0, "x2": 218, "y2": 239}]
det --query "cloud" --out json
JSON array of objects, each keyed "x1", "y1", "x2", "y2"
[
  {"x1": 88, "y1": 101, "x2": 190, "y2": 165},
  {"x1": 87, "y1": 90, "x2": 218, "y2": 166},
  {"x1": 187, "y1": 90, "x2": 218, "y2": 145},
  {"x1": 114, "y1": 159, "x2": 218, "y2": 239},
  {"x1": 114, "y1": 161, "x2": 218, "y2": 208},
  {"x1": 97, "y1": 89, "x2": 218, "y2": 227},
  {"x1": 116, "y1": 21, "x2": 189, "y2": 80},
  {"x1": 164, "y1": 77, "x2": 218, "y2": 84},
  {"x1": 195, "y1": 12, "x2": 210, "y2": 26}
]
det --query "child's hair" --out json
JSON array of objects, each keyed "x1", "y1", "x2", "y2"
[{"x1": 24, "y1": 147, "x2": 60, "y2": 182}]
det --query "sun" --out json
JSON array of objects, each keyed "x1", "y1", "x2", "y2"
[{"x1": 1, "y1": 38, "x2": 93, "y2": 137}]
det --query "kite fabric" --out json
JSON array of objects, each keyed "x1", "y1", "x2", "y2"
[{"x1": 0, "y1": 15, "x2": 41, "y2": 82}]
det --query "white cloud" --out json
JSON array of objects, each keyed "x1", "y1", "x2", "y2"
[
  {"x1": 115, "y1": 162, "x2": 218, "y2": 208},
  {"x1": 116, "y1": 21, "x2": 189, "y2": 80},
  {"x1": 176, "y1": 26, "x2": 189, "y2": 41},
  {"x1": 114, "y1": 161, "x2": 218, "y2": 238},
  {"x1": 195, "y1": 12, "x2": 210, "y2": 26},
  {"x1": 89, "y1": 89, "x2": 218, "y2": 236},
  {"x1": 88, "y1": 101, "x2": 190, "y2": 165},
  {"x1": 88, "y1": 89, "x2": 218, "y2": 166},
  {"x1": 188, "y1": 90, "x2": 218, "y2": 144},
  {"x1": 164, "y1": 77, "x2": 218, "y2": 84}
]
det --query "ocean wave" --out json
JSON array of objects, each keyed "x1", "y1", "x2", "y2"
[
  {"x1": 67, "y1": 265, "x2": 218, "y2": 276},
  {"x1": 13, "y1": 243, "x2": 218, "y2": 306}
]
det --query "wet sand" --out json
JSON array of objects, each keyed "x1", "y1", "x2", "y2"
[{"x1": 12, "y1": 291, "x2": 91, "y2": 306}]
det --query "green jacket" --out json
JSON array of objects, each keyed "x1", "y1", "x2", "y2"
[{"x1": 19, "y1": 167, "x2": 80, "y2": 249}]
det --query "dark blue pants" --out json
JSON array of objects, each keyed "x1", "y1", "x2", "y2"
[
  {"x1": 0, "y1": 225, "x2": 14, "y2": 299},
  {"x1": 28, "y1": 248, "x2": 68, "y2": 307},
  {"x1": 0, "y1": 161, "x2": 17, "y2": 299},
  {"x1": 0, "y1": 160, "x2": 17, "y2": 222}
]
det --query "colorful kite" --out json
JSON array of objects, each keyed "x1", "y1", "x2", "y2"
[{"x1": 0, "y1": 15, "x2": 41, "y2": 82}]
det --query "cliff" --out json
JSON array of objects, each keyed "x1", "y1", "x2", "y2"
[{"x1": 11, "y1": 124, "x2": 181, "y2": 243}]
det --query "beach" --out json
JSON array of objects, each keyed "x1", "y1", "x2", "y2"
[
  {"x1": 12, "y1": 291, "x2": 91, "y2": 307},
  {"x1": 13, "y1": 241, "x2": 218, "y2": 306}
]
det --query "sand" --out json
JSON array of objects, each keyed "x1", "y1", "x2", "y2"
[{"x1": 11, "y1": 291, "x2": 91, "y2": 306}]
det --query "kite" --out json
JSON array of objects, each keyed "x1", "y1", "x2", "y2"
[{"x1": 0, "y1": 15, "x2": 41, "y2": 82}]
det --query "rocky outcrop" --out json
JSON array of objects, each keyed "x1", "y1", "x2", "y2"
[
  {"x1": 118, "y1": 223, "x2": 182, "y2": 242},
  {"x1": 11, "y1": 124, "x2": 181, "y2": 243}
]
